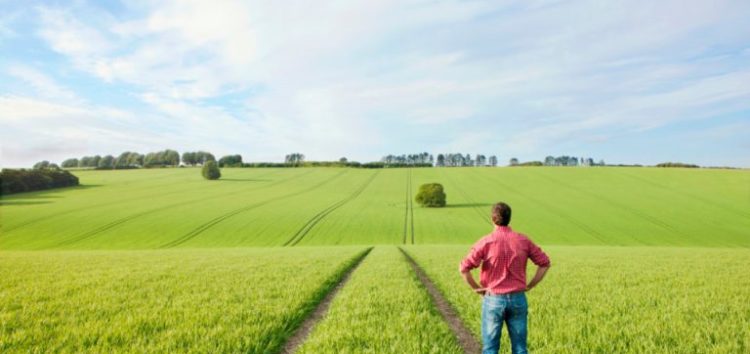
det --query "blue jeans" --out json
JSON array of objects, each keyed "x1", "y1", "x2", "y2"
[{"x1": 481, "y1": 292, "x2": 528, "y2": 354}]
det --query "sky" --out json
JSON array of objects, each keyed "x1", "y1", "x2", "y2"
[{"x1": 1, "y1": 0, "x2": 749, "y2": 168}]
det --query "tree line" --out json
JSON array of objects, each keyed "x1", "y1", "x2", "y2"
[
  {"x1": 541, "y1": 155, "x2": 604, "y2": 167},
  {"x1": 435, "y1": 153, "x2": 499, "y2": 167},
  {"x1": 1, "y1": 166, "x2": 79, "y2": 195},
  {"x1": 381, "y1": 153, "x2": 434, "y2": 167},
  {"x1": 57, "y1": 150, "x2": 227, "y2": 170},
  {"x1": 45, "y1": 151, "x2": 625, "y2": 171}
]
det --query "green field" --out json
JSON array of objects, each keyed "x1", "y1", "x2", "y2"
[
  {"x1": 1, "y1": 167, "x2": 749, "y2": 352},
  {"x1": 2, "y1": 167, "x2": 748, "y2": 249}
]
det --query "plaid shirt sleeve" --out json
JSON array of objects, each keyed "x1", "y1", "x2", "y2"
[
  {"x1": 527, "y1": 238, "x2": 551, "y2": 267},
  {"x1": 459, "y1": 240, "x2": 486, "y2": 273}
]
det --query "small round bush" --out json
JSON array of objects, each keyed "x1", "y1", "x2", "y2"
[
  {"x1": 415, "y1": 183, "x2": 446, "y2": 207},
  {"x1": 201, "y1": 160, "x2": 221, "y2": 180}
]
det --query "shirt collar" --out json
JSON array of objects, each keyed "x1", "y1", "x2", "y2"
[{"x1": 494, "y1": 225, "x2": 512, "y2": 233}]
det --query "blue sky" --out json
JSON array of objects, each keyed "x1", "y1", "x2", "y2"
[{"x1": 1, "y1": 0, "x2": 749, "y2": 168}]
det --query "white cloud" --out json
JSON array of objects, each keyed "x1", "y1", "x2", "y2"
[{"x1": 7, "y1": 0, "x2": 749, "y2": 166}]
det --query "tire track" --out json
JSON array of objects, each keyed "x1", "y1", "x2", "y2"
[
  {"x1": 279, "y1": 247, "x2": 372, "y2": 354},
  {"x1": 283, "y1": 171, "x2": 380, "y2": 247},
  {"x1": 403, "y1": 168, "x2": 415, "y2": 244},
  {"x1": 476, "y1": 172, "x2": 607, "y2": 245},
  {"x1": 52, "y1": 169, "x2": 315, "y2": 248},
  {"x1": 3, "y1": 169, "x2": 287, "y2": 234},
  {"x1": 409, "y1": 169, "x2": 415, "y2": 244},
  {"x1": 440, "y1": 168, "x2": 492, "y2": 225},
  {"x1": 399, "y1": 247, "x2": 481, "y2": 354},
  {"x1": 161, "y1": 170, "x2": 350, "y2": 248}
]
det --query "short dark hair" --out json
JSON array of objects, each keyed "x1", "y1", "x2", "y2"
[{"x1": 491, "y1": 202, "x2": 512, "y2": 226}]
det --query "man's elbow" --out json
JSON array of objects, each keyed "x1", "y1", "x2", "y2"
[{"x1": 458, "y1": 265, "x2": 472, "y2": 275}]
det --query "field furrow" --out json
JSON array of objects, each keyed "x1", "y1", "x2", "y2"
[
  {"x1": 160, "y1": 169, "x2": 350, "y2": 248},
  {"x1": 284, "y1": 171, "x2": 380, "y2": 246}
]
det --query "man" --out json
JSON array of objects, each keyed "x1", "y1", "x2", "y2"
[{"x1": 459, "y1": 202, "x2": 551, "y2": 354}]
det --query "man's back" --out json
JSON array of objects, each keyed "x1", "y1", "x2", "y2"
[{"x1": 460, "y1": 225, "x2": 550, "y2": 294}]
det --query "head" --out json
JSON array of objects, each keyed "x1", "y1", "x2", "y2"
[{"x1": 491, "y1": 202, "x2": 512, "y2": 226}]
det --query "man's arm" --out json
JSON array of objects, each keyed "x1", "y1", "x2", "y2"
[
  {"x1": 461, "y1": 270, "x2": 486, "y2": 295},
  {"x1": 526, "y1": 237, "x2": 551, "y2": 291},
  {"x1": 526, "y1": 265, "x2": 550, "y2": 291},
  {"x1": 459, "y1": 243, "x2": 486, "y2": 295}
]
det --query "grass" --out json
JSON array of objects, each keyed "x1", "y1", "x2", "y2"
[
  {"x1": 0, "y1": 247, "x2": 367, "y2": 353},
  {"x1": 403, "y1": 245, "x2": 750, "y2": 353}
]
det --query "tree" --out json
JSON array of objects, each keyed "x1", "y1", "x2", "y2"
[
  {"x1": 436, "y1": 154, "x2": 445, "y2": 167},
  {"x1": 182, "y1": 152, "x2": 196, "y2": 166},
  {"x1": 415, "y1": 183, "x2": 446, "y2": 207},
  {"x1": 98, "y1": 155, "x2": 115, "y2": 169},
  {"x1": 127, "y1": 152, "x2": 144, "y2": 167},
  {"x1": 61, "y1": 158, "x2": 79, "y2": 168},
  {"x1": 219, "y1": 154, "x2": 243, "y2": 167},
  {"x1": 475, "y1": 154, "x2": 487, "y2": 166},
  {"x1": 285, "y1": 153, "x2": 305, "y2": 166},
  {"x1": 164, "y1": 150, "x2": 180, "y2": 166},
  {"x1": 339, "y1": 157, "x2": 348, "y2": 163},
  {"x1": 202, "y1": 160, "x2": 221, "y2": 180},
  {"x1": 489, "y1": 155, "x2": 498, "y2": 167},
  {"x1": 115, "y1": 152, "x2": 131, "y2": 168},
  {"x1": 196, "y1": 151, "x2": 215, "y2": 165},
  {"x1": 509, "y1": 158, "x2": 519, "y2": 166},
  {"x1": 33, "y1": 160, "x2": 51, "y2": 169}
]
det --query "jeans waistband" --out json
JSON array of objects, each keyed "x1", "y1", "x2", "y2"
[{"x1": 485, "y1": 290, "x2": 525, "y2": 298}]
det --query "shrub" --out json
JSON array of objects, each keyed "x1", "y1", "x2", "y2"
[
  {"x1": 415, "y1": 183, "x2": 446, "y2": 207},
  {"x1": 202, "y1": 160, "x2": 221, "y2": 180}
]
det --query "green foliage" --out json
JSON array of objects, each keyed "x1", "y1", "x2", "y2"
[
  {"x1": 285, "y1": 153, "x2": 305, "y2": 166},
  {"x1": 516, "y1": 160, "x2": 543, "y2": 166},
  {"x1": 97, "y1": 155, "x2": 115, "y2": 169},
  {"x1": 656, "y1": 162, "x2": 700, "y2": 168},
  {"x1": 1, "y1": 168, "x2": 79, "y2": 195},
  {"x1": 182, "y1": 151, "x2": 215, "y2": 166},
  {"x1": 201, "y1": 160, "x2": 221, "y2": 180},
  {"x1": 33, "y1": 160, "x2": 51, "y2": 169},
  {"x1": 61, "y1": 158, "x2": 79, "y2": 168},
  {"x1": 415, "y1": 183, "x2": 446, "y2": 207},
  {"x1": 144, "y1": 149, "x2": 181, "y2": 168},
  {"x1": 218, "y1": 154, "x2": 243, "y2": 167}
]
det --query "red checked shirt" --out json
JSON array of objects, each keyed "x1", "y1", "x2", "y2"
[{"x1": 460, "y1": 225, "x2": 550, "y2": 294}]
